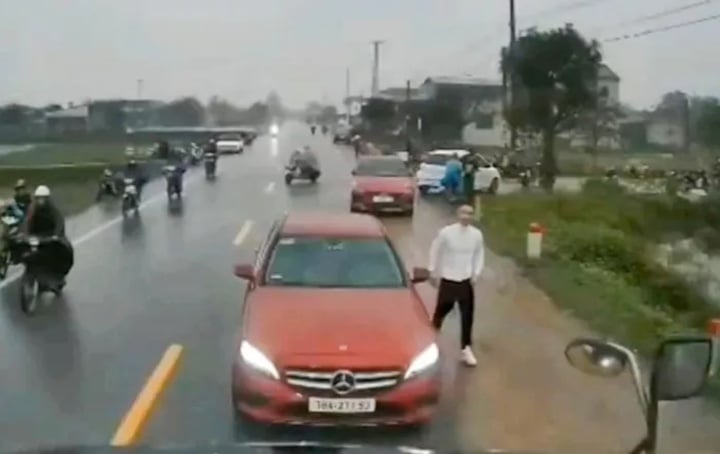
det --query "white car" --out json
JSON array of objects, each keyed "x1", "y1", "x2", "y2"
[
  {"x1": 216, "y1": 134, "x2": 245, "y2": 154},
  {"x1": 416, "y1": 149, "x2": 501, "y2": 195}
]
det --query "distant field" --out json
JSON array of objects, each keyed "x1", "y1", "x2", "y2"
[{"x1": 0, "y1": 143, "x2": 151, "y2": 166}]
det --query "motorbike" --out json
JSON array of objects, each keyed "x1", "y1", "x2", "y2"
[
  {"x1": 163, "y1": 165, "x2": 184, "y2": 200},
  {"x1": 0, "y1": 212, "x2": 22, "y2": 279},
  {"x1": 96, "y1": 179, "x2": 118, "y2": 201},
  {"x1": 18, "y1": 235, "x2": 72, "y2": 315},
  {"x1": 565, "y1": 335, "x2": 715, "y2": 454},
  {"x1": 519, "y1": 169, "x2": 532, "y2": 189},
  {"x1": 121, "y1": 178, "x2": 140, "y2": 217},
  {"x1": 204, "y1": 154, "x2": 217, "y2": 180},
  {"x1": 285, "y1": 165, "x2": 320, "y2": 185},
  {"x1": 321, "y1": 125, "x2": 328, "y2": 135},
  {"x1": 188, "y1": 144, "x2": 202, "y2": 166},
  {"x1": 310, "y1": 125, "x2": 317, "y2": 135}
]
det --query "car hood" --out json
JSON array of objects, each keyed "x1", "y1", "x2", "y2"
[
  {"x1": 353, "y1": 176, "x2": 412, "y2": 193},
  {"x1": 243, "y1": 288, "x2": 435, "y2": 367},
  {"x1": 4, "y1": 442, "x2": 545, "y2": 453}
]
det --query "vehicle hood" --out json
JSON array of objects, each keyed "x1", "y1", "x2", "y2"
[
  {"x1": 243, "y1": 288, "x2": 435, "y2": 366},
  {"x1": 5, "y1": 443, "x2": 544, "y2": 453},
  {"x1": 353, "y1": 176, "x2": 412, "y2": 193}
]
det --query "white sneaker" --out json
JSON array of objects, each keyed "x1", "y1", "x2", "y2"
[{"x1": 461, "y1": 346, "x2": 477, "y2": 367}]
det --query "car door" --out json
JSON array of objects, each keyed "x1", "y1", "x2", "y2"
[{"x1": 473, "y1": 155, "x2": 494, "y2": 190}]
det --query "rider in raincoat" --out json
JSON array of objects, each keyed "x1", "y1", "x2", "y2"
[{"x1": 441, "y1": 153, "x2": 463, "y2": 197}]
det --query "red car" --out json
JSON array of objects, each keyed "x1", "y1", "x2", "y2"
[
  {"x1": 350, "y1": 156, "x2": 415, "y2": 216},
  {"x1": 231, "y1": 212, "x2": 440, "y2": 426}
]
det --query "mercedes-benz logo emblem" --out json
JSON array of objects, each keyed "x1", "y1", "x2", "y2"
[{"x1": 330, "y1": 369, "x2": 355, "y2": 395}]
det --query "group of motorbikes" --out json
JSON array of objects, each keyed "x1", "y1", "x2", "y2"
[{"x1": 96, "y1": 140, "x2": 222, "y2": 217}]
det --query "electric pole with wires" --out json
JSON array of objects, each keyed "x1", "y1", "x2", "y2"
[{"x1": 508, "y1": 0, "x2": 518, "y2": 152}]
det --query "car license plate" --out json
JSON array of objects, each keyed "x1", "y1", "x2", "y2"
[
  {"x1": 308, "y1": 397, "x2": 376, "y2": 413},
  {"x1": 373, "y1": 195, "x2": 394, "y2": 203}
]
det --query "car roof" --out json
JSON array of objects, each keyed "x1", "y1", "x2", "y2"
[
  {"x1": 281, "y1": 212, "x2": 386, "y2": 238},
  {"x1": 358, "y1": 155, "x2": 404, "y2": 163},
  {"x1": 429, "y1": 149, "x2": 470, "y2": 156}
]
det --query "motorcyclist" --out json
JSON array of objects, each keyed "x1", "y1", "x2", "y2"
[
  {"x1": 441, "y1": 153, "x2": 463, "y2": 200},
  {"x1": 22, "y1": 186, "x2": 73, "y2": 291},
  {"x1": 24, "y1": 186, "x2": 65, "y2": 238},
  {"x1": 123, "y1": 160, "x2": 148, "y2": 201},
  {"x1": 97, "y1": 168, "x2": 119, "y2": 200},
  {"x1": 13, "y1": 180, "x2": 32, "y2": 215},
  {"x1": 288, "y1": 148, "x2": 304, "y2": 169},
  {"x1": 351, "y1": 134, "x2": 362, "y2": 158},
  {"x1": 310, "y1": 124, "x2": 317, "y2": 135}
]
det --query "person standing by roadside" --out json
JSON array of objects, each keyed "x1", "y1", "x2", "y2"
[
  {"x1": 428, "y1": 204, "x2": 484, "y2": 366},
  {"x1": 461, "y1": 155, "x2": 478, "y2": 204}
]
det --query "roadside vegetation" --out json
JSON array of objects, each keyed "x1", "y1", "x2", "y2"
[
  {"x1": 481, "y1": 180, "x2": 720, "y2": 395},
  {"x1": 0, "y1": 143, "x2": 140, "y2": 166}
]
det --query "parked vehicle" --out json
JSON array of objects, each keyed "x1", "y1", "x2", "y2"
[{"x1": 416, "y1": 149, "x2": 501, "y2": 195}]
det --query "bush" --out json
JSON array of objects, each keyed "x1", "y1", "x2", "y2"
[{"x1": 481, "y1": 185, "x2": 719, "y2": 356}]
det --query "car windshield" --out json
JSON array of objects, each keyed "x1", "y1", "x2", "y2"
[
  {"x1": 218, "y1": 134, "x2": 241, "y2": 141},
  {"x1": 265, "y1": 236, "x2": 406, "y2": 288},
  {"x1": 355, "y1": 158, "x2": 409, "y2": 177}
]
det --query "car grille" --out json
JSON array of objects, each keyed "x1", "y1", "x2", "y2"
[{"x1": 285, "y1": 369, "x2": 402, "y2": 395}]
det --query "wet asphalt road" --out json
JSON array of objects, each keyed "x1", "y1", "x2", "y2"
[{"x1": 0, "y1": 123, "x2": 465, "y2": 452}]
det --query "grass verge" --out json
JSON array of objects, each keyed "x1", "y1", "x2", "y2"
[
  {"x1": 480, "y1": 180, "x2": 720, "y2": 397},
  {"x1": 0, "y1": 142, "x2": 150, "y2": 166}
]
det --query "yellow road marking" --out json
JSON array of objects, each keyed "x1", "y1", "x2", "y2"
[
  {"x1": 233, "y1": 220, "x2": 254, "y2": 246},
  {"x1": 110, "y1": 344, "x2": 184, "y2": 446}
]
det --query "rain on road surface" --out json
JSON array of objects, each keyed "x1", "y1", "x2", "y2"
[{"x1": 1, "y1": 122, "x2": 719, "y2": 453}]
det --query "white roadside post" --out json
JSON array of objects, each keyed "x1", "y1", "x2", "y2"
[
  {"x1": 526, "y1": 222, "x2": 544, "y2": 259},
  {"x1": 708, "y1": 319, "x2": 720, "y2": 376}
]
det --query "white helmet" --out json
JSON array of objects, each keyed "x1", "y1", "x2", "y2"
[{"x1": 34, "y1": 185, "x2": 51, "y2": 197}]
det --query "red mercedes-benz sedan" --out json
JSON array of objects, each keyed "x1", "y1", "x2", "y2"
[
  {"x1": 231, "y1": 212, "x2": 440, "y2": 426},
  {"x1": 350, "y1": 156, "x2": 415, "y2": 216}
]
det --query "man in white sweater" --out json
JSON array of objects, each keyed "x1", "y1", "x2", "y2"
[{"x1": 428, "y1": 204, "x2": 485, "y2": 366}]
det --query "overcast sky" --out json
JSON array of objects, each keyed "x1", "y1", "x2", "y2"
[{"x1": 1, "y1": 0, "x2": 718, "y2": 109}]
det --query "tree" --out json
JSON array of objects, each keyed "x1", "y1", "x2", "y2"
[
  {"x1": 502, "y1": 24, "x2": 602, "y2": 190},
  {"x1": 156, "y1": 97, "x2": 205, "y2": 126},
  {"x1": 0, "y1": 104, "x2": 31, "y2": 126},
  {"x1": 207, "y1": 96, "x2": 245, "y2": 126},
  {"x1": 695, "y1": 97, "x2": 720, "y2": 149}
]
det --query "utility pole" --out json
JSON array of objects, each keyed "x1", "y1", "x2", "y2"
[
  {"x1": 405, "y1": 79, "x2": 412, "y2": 154},
  {"x1": 370, "y1": 40, "x2": 384, "y2": 97},
  {"x1": 508, "y1": 0, "x2": 518, "y2": 151},
  {"x1": 136, "y1": 79, "x2": 144, "y2": 99},
  {"x1": 345, "y1": 68, "x2": 351, "y2": 123}
]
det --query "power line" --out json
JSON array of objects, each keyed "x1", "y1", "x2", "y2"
[
  {"x1": 603, "y1": 12, "x2": 720, "y2": 42},
  {"x1": 592, "y1": 0, "x2": 715, "y2": 33}
]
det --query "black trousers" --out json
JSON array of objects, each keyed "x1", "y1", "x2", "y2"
[{"x1": 432, "y1": 278, "x2": 475, "y2": 348}]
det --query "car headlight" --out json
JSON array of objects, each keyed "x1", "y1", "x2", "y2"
[
  {"x1": 270, "y1": 125, "x2": 279, "y2": 135},
  {"x1": 404, "y1": 343, "x2": 439, "y2": 379},
  {"x1": 240, "y1": 341, "x2": 279, "y2": 380}
]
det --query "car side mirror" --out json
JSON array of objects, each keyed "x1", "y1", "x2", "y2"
[
  {"x1": 565, "y1": 339, "x2": 628, "y2": 378},
  {"x1": 651, "y1": 336, "x2": 713, "y2": 401},
  {"x1": 233, "y1": 264, "x2": 256, "y2": 282},
  {"x1": 411, "y1": 267, "x2": 430, "y2": 284}
]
